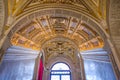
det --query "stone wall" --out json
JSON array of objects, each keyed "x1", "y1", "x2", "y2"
[
  {"x1": 109, "y1": 0, "x2": 120, "y2": 71},
  {"x1": 0, "y1": 0, "x2": 4, "y2": 36}
]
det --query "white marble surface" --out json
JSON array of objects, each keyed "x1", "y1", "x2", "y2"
[
  {"x1": 0, "y1": 60, "x2": 35, "y2": 80},
  {"x1": 0, "y1": 46, "x2": 38, "y2": 80},
  {"x1": 84, "y1": 60, "x2": 116, "y2": 80}
]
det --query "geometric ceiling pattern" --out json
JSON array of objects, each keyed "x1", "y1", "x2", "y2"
[
  {"x1": 7, "y1": 0, "x2": 106, "y2": 51},
  {"x1": 11, "y1": 16, "x2": 104, "y2": 51}
]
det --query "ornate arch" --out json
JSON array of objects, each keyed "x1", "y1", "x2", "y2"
[
  {"x1": 8, "y1": 8, "x2": 107, "y2": 39},
  {"x1": 45, "y1": 55, "x2": 82, "y2": 80},
  {"x1": 1, "y1": 3, "x2": 119, "y2": 70},
  {"x1": 0, "y1": 8, "x2": 112, "y2": 64},
  {"x1": 5, "y1": 9, "x2": 107, "y2": 51}
]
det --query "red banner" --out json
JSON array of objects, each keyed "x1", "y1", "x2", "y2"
[{"x1": 38, "y1": 59, "x2": 43, "y2": 80}]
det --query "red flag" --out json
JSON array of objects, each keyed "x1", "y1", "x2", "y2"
[{"x1": 38, "y1": 59, "x2": 43, "y2": 80}]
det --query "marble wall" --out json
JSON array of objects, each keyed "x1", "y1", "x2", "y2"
[
  {"x1": 0, "y1": 59, "x2": 35, "y2": 80},
  {"x1": 84, "y1": 60, "x2": 116, "y2": 80},
  {"x1": 81, "y1": 48, "x2": 117, "y2": 80},
  {"x1": 0, "y1": 46, "x2": 39, "y2": 80}
]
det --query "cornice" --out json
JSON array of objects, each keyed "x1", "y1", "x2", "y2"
[{"x1": 16, "y1": 4, "x2": 100, "y2": 22}]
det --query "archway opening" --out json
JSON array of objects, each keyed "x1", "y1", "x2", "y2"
[{"x1": 50, "y1": 62, "x2": 71, "y2": 80}]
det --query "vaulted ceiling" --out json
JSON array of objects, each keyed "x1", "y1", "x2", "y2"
[
  {"x1": 7, "y1": 0, "x2": 107, "y2": 20},
  {"x1": 11, "y1": 15, "x2": 104, "y2": 50},
  {"x1": 6, "y1": 0, "x2": 107, "y2": 51},
  {"x1": 0, "y1": 0, "x2": 119, "y2": 72}
]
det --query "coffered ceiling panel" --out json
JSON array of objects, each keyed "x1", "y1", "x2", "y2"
[{"x1": 11, "y1": 15, "x2": 104, "y2": 51}]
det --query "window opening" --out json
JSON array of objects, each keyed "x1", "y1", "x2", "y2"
[{"x1": 50, "y1": 62, "x2": 71, "y2": 80}]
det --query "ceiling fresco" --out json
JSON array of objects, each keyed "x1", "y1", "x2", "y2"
[{"x1": 11, "y1": 16, "x2": 104, "y2": 51}]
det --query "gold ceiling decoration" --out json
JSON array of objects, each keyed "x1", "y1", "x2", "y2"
[
  {"x1": 6, "y1": 0, "x2": 108, "y2": 46},
  {"x1": 11, "y1": 15, "x2": 104, "y2": 51},
  {"x1": 7, "y1": 0, "x2": 106, "y2": 21},
  {"x1": 43, "y1": 39, "x2": 77, "y2": 62},
  {"x1": 44, "y1": 40, "x2": 75, "y2": 55}
]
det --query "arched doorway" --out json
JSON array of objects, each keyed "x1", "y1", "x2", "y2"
[{"x1": 50, "y1": 62, "x2": 71, "y2": 80}]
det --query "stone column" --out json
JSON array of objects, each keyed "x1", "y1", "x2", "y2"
[
  {"x1": 0, "y1": 36, "x2": 12, "y2": 63},
  {"x1": 79, "y1": 53, "x2": 86, "y2": 80},
  {"x1": 80, "y1": 58, "x2": 86, "y2": 80},
  {"x1": 43, "y1": 68, "x2": 50, "y2": 80},
  {"x1": 109, "y1": 53, "x2": 120, "y2": 80},
  {"x1": 32, "y1": 52, "x2": 42, "y2": 80}
]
